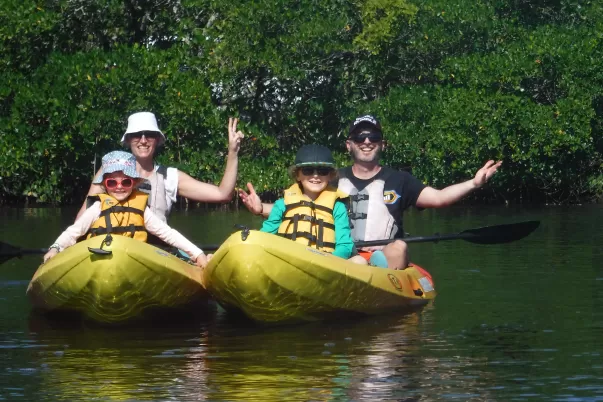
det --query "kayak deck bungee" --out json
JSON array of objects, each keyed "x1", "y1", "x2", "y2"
[
  {"x1": 203, "y1": 230, "x2": 436, "y2": 323},
  {"x1": 26, "y1": 235, "x2": 209, "y2": 324}
]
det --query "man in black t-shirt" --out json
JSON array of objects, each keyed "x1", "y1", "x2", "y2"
[
  {"x1": 337, "y1": 166, "x2": 424, "y2": 243},
  {"x1": 239, "y1": 115, "x2": 501, "y2": 269}
]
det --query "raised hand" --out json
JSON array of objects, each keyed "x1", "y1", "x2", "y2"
[
  {"x1": 238, "y1": 182, "x2": 263, "y2": 215},
  {"x1": 473, "y1": 160, "x2": 502, "y2": 188},
  {"x1": 228, "y1": 117, "x2": 245, "y2": 153}
]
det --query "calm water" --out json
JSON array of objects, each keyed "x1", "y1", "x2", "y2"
[{"x1": 0, "y1": 205, "x2": 602, "y2": 401}]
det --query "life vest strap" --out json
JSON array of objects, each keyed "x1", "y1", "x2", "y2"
[
  {"x1": 138, "y1": 181, "x2": 152, "y2": 193},
  {"x1": 88, "y1": 225, "x2": 146, "y2": 236},
  {"x1": 284, "y1": 201, "x2": 333, "y2": 215},
  {"x1": 99, "y1": 206, "x2": 145, "y2": 216},
  {"x1": 317, "y1": 220, "x2": 324, "y2": 248},
  {"x1": 350, "y1": 193, "x2": 369, "y2": 201},
  {"x1": 278, "y1": 232, "x2": 335, "y2": 249},
  {"x1": 281, "y1": 214, "x2": 335, "y2": 230},
  {"x1": 350, "y1": 212, "x2": 368, "y2": 220}
]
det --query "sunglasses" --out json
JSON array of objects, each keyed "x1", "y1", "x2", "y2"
[
  {"x1": 104, "y1": 177, "x2": 135, "y2": 190},
  {"x1": 350, "y1": 132, "x2": 383, "y2": 144},
  {"x1": 300, "y1": 167, "x2": 333, "y2": 176},
  {"x1": 128, "y1": 131, "x2": 161, "y2": 141}
]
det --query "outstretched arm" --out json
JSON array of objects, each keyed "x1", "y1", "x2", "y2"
[
  {"x1": 178, "y1": 117, "x2": 244, "y2": 203},
  {"x1": 238, "y1": 182, "x2": 273, "y2": 217},
  {"x1": 416, "y1": 160, "x2": 502, "y2": 208}
]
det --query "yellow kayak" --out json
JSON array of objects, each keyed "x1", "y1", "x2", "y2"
[
  {"x1": 27, "y1": 236, "x2": 209, "y2": 324},
  {"x1": 203, "y1": 230, "x2": 436, "y2": 323}
]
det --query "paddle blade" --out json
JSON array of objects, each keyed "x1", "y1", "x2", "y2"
[
  {"x1": 461, "y1": 220, "x2": 540, "y2": 244},
  {"x1": 0, "y1": 241, "x2": 48, "y2": 264},
  {"x1": 0, "y1": 241, "x2": 20, "y2": 255},
  {"x1": 0, "y1": 241, "x2": 22, "y2": 264}
]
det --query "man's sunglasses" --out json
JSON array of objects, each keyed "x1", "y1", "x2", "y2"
[
  {"x1": 128, "y1": 131, "x2": 161, "y2": 141},
  {"x1": 350, "y1": 132, "x2": 383, "y2": 144},
  {"x1": 104, "y1": 177, "x2": 135, "y2": 190},
  {"x1": 300, "y1": 167, "x2": 333, "y2": 176}
]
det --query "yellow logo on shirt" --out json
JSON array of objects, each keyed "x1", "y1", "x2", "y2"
[{"x1": 383, "y1": 190, "x2": 400, "y2": 204}]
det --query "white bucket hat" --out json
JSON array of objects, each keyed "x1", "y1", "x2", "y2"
[
  {"x1": 120, "y1": 112, "x2": 166, "y2": 144},
  {"x1": 93, "y1": 151, "x2": 142, "y2": 184}
]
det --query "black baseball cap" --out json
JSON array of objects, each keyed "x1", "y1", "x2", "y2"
[{"x1": 348, "y1": 115, "x2": 382, "y2": 136}]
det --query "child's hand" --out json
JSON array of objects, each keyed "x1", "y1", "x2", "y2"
[
  {"x1": 195, "y1": 253, "x2": 208, "y2": 269},
  {"x1": 43, "y1": 249, "x2": 58, "y2": 263}
]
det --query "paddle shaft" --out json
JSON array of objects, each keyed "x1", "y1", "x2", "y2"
[
  {"x1": 12, "y1": 245, "x2": 220, "y2": 256},
  {"x1": 355, "y1": 220, "x2": 540, "y2": 248},
  {"x1": 6, "y1": 248, "x2": 49, "y2": 257},
  {"x1": 356, "y1": 232, "x2": 477, "y2": 248},
  {"x1": 201, "y1": 244, "x2": 221, "y2": 252},
  {"x1": 0, "y1": 243, "x2": 221, "y2": 263}
]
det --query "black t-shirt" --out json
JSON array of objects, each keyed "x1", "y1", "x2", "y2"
[{"x1": 337, "y1": 166, "x2": 426, "y2": 236}]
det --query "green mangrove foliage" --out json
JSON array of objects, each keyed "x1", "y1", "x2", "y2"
[{"x1": 0, "y1": 0, "x2": 601, "y2": 205}]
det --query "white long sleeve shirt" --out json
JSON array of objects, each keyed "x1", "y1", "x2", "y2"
[{"x1": 51, "y1": 201, "x2": 203, "y2": 260}]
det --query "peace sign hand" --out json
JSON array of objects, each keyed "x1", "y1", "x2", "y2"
[{"x1": 228, "y1": 117, "x2": 245, "y2": 154}]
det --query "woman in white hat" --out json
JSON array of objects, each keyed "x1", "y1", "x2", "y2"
[{"x1": 76, "y1": 112, "x2": 244, "y2": 222}]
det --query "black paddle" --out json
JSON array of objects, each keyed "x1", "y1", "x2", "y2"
[
  {"x1": 0, "y1": 242, "x2": 48, "y2": 264},
  {"x1": 355, "y1": 220, "x2": 540, "y2": 248},
  {"x1": 0, "y1": 241, "x2": 222, "y2": 264}
]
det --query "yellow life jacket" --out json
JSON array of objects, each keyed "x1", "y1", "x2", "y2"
[
  {"x1": 86, "y1": 191, "x2": 148, "y2": 242},
  {"x1": 277, "y1": 183, "x2": 348, "y2": 253}
]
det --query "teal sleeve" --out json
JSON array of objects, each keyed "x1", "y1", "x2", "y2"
[
  {"x1": 332, "y1": 201, "x2": 354, "y2": 259},
  {"x1": 260, "y1": 199, "x2": 286, "y2": 234}
]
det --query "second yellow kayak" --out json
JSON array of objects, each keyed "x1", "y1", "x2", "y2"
[{"x1": 203, "y1": 230, "x2": 436, "y2": 323}]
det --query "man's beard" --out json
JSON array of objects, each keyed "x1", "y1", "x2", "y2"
[{"x1": 350, "y1": 146, "x2": 381, "y2": 164}]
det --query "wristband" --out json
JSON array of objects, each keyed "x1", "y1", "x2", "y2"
[{"x1": 49, "y1": 243, "x2": 61, "y2": 253}]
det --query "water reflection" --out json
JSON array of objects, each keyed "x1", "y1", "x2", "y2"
[
  {"x1": 21, "y1": 308, "x2": 445, "y2": 401},
  {"x1": 1, "y1": 205, "x2": 602, "y2": 401},
  {"x1": 25, "y1": 314, "x2": 208, "y2": 401}
]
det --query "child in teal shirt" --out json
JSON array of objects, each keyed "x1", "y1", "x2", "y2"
[{"x1": 260, "y1": 144, "x2": 354, "y2": 259}]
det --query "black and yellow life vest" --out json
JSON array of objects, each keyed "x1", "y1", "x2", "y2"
[
  {"x1": 277, "y1": 183, "x2": 347, "y2": 253},
  {"x1": 86, "y1": 191, "x2": 148, "y2": 242}
]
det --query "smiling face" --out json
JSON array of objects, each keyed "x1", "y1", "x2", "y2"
[
  {"x1": 125, "y1": 131, "x2": 161, "y2": 162},
  {"x1": 295, "y1": 166, "x2": 335, "y2": 200},
  {"x1": 346, "y1": 128, "x2": 384, "y2": 165},
  {"x1": 103, "y1": 171, "x2": 136, "y2": 201}
]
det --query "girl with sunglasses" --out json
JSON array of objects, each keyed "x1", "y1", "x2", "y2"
[
  {"x1": 259, "y1": 144, "x2": 355, "y2": 259},
  {"x1": 44, "y1": 151, "x2": 209, "y2": 268}
]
